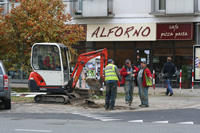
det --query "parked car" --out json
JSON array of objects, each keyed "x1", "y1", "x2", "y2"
[{"x1": 0, "y1": 60, "x2": 11, "y2": 109}]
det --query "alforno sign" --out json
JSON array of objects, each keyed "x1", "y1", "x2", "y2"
[{"x1": 87, "y1": 24, "x2": 156, "y2": 41}]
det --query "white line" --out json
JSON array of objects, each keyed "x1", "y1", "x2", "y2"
[
  {"x1": 80, "y1": 114, "x2": 105, "y2": 118},
  {"x1": 85, "y1": 115, "x2": 105, "y2": 118},
  {"x1": 99, "y1": 119, "x2": 121, "y2": 122},
  {"x1": 93, "y1": 117, "x2": 114, "y2": 120},
  {"x1": 128, "y1": 120, "x2": 143, "y2": 123},
  {"x1": 15, "y1": 129, "x2": 52, "y2": 132},
  {"x1": 152, "y1": 121, "x2": 169, "y2": 124},
  {"x1": 177, "y1": 121, "x2": 194, "y2": 125}
]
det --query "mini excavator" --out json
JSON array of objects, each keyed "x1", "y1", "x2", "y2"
[{"x1": 28, "y1": 43, "x2": 108, "y2": 104}]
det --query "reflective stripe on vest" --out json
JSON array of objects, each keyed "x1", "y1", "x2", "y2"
[
  {"x1": 44, "y1": 55, "x2": 53, "y2": 69},
  {"x1": 105, "y1": 64, "x2": 118, "y2": 81}
]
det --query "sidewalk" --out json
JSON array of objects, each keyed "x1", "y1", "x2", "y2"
[
  {"x1": 93, "y1": 86, "x2": 200, "y2": 112},
  {"x1": 11, "y1": 83, "x2": 28, "y2": 88},
  {"x1": 10, "y1": 83, "x2": 200, "y2": 113}
]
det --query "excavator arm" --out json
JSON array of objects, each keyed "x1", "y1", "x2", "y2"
[{"x1": 67, "y1": 48, "x2": 108, "y2": 92}]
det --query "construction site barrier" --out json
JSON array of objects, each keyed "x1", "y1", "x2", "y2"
[
  {"x1": 153, "y1": 70, "x2": 155, "y2": 90},
  {"x1": 179, "y1": 69, "x2": 182, "y2": 90},
  {"x1": 152, "y1": 69, "x2": 194, "y2": 90},
  {"x1": 192, "y1": 69, "x2": 194, "y2": 90}
]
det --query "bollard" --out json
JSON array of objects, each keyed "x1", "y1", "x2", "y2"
[
  {"x1": 153, "y1": 70, "x2": 155, "y2": 90},
  {"x1": 192, "y1": 69, "x2": 194, "y2": 90},
  {"x1": 180, "y1": 69, "x2": 182, "y2": 91}
]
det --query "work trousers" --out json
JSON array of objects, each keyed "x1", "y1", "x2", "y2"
[
  {"x1": 138, "y1": 78, "x2": 149, "y2": 106},
  {"x1": 124, "y1": 80, "x2": 134, "y2": 103},
  {"x1": 105, "y1": 81, "x2": 117, "y2": 108}
]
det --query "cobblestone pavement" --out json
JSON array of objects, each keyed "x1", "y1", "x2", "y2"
[{"x1": 1, "y1": 85, "x2": 200, "y2": 114}]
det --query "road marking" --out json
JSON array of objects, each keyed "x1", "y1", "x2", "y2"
[
  {"x1": 99, "y1": 119, "x2": 121, "y2": 122},
  {"x1": 71, "y1": 112, "x2": 83, "y2": 115},
  {"x1": 93, "y1": 117, "x2": 114, "y2": 119},
  {"x1": 72, "y1": 113, "x2": 120, "y2": 121},
  {"x1": 72, "y1": 113, "x2": 103, "y2": 117},
  {"x1": 15, "y1": 129, "x2": 52, "y2": 132},
  {"x1": 152, "y1": 121, "x2": 169, "y2": 124},
  {"x1": 128, "y1": 120, "x2": 143, "y2": 123},
  {"x1": 177, "y1": 121, "x2": 194, "y2": 125},
  {"x1": 78, "y1": 114, "x2": 106, "y2": 118}
]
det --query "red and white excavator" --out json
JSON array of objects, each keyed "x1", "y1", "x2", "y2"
[{"x1": 28, "y1": 43, "x2": 108, "y2": 104}]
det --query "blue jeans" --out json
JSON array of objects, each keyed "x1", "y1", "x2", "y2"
[
  {"x1": 166, "y1": 79, "x2": 173, "y2": 95},
  {"x1": 105, "y1": 81, "x2": 117, "y2": 108},
  {"x1": 124, "y1": 80, "x2": 134, "y2": 103}
]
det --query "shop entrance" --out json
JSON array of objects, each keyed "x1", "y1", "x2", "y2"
[{"x1": 135, "y1": 49, "x2": 151, "y2": 69}]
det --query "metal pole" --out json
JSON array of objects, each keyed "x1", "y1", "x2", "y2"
[
  {"x1": 180, "y1": 69, "x2": 182, "y2": 91},
  {"x1": 192, "y1": 69, "x2": 194, "y2": 90},
  {"x1": 153, "y1": 70, "x2": 155, "y2": 90},
  {"x1": 196, "y1": 23, "x2": 200, "y2": 45}
]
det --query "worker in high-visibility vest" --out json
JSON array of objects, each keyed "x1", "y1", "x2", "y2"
[{"x1": 105, "y1": 59, "x2": 120, "y2": 110}]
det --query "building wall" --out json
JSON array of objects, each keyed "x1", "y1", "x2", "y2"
[
  {"x1": 71, "y1": 0, "x2": 198, "y2": 86},
  {"x1": 71, "y1": 0, "x2": 200, "y2": 24},
  {"x1": 1, "y1": 0, "x2": 198, "y2": 85}
]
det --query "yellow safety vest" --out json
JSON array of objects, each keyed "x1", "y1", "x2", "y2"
[{"x1": 105, "y1": 64, "x2": 118, "y2": 81}]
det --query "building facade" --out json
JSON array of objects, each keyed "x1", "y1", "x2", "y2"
[
  {"x1": 1, "y1": 0, "x2": 200, "y2": 85},
  {"x1": 70, "y1": 0, "x2": 200, "y2": 85}
]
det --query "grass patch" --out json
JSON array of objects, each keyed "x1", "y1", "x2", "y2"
[
  {"x1": 12, "y1": 88, "x2": 30, "y2": 93},
  {"x1": 11, "y1": 96, "x2": 34, "y2": 103}
]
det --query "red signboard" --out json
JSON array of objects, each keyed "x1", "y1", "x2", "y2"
[{"x1": 157, "y1": 23, "x2": 193, "y2": 40}]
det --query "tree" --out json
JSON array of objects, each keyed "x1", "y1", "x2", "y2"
[{"x1": 0, "y1": 0, "x2": 85, "y2": 75}]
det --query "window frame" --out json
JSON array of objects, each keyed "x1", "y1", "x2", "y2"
[
  {"x1": 0, "y1": 0, "x2": 9, "y2": 15},
  {"x1": 155, "y1": 0, "x2": 165, "y2": 12}
]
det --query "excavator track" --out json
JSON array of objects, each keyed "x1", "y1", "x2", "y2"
[
  {"x1": 34, "y1": 92, "x2": 86, "y2": 105},
  {"x1": 34, "y1": 94, "x2": 70, "y2": 104}
]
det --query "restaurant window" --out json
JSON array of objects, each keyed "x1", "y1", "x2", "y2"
[
  {"x1": 95, "y1": 42, "x2": 114, "y2": 63},
  {"x1": 107, "y1": 49, "x2": 114, "y2": 63},
  {"x1": 95, "y1": 42, "x2": 114, "y2": 48},
  {"x1": 115, "y1": 42, "x2": 134, "y2": 48},
  {"x1": 153, "y1": 41, "x2": 173, "y2": 48},
  {"x1": 174, "y1": 48, "x2": 193, "y2": 70},
  {"x1": 115, "y1": 49, "x2": 134, "y2": 68},
  {"x1": 153, "y1": 48, "x2": 173, "y2": 83},
  {"x1": 153, "y1": 48, "x2": 173, "y2": 72},
  {"x1": 174, "y1": 41, "x2": 193, "y2": 72},
  {"x1": 175, "y1": 40, "x2": 194, "y2": 47},
  {"x1": 136, "y1": 41, "x2": 150, "y2": 48}
]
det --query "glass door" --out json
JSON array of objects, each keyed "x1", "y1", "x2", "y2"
[{"x1": 136, "y1": 49, "x2": 151, "y2": 69}]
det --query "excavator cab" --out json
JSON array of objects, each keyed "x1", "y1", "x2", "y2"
[{"x1": 28, "y1": 43, "x2": 71, "y2": 93}]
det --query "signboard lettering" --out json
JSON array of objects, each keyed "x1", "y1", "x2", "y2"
[
  {"x1": 87, "y1": 24, "x2": 156, "y2": 41},
  {"x1": 157, "y1": 23, "x2": 193, "y2": 40}
]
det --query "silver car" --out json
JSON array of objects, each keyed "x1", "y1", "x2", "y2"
[{"x1": 0, "y1": 60, "x2": 11, "y2": 109}]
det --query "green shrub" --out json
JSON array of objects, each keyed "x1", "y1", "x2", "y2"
[{"x1": 181, "y1": 65, "x2": 189, "y2": 82}]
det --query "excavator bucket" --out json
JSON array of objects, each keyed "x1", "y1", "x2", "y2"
[
  {"x1": 67, "y1": 89, "x2": 93, "y2": 105},
  {"x1": 69, "y1": 97, "x2": 86, "y2": 105},
  {"x1": 86, "y1": 78, "x2": 102, "y2": 96}
]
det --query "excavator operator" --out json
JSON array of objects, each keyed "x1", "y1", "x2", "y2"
[{"x1": 43, "y1": 50, "x2": 57, "y2": 70}]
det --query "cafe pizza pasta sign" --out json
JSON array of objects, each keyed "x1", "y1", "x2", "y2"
[
  {"x1": 157, "y1": 23, "x2": 193, "y2": 40},
  {"x1": 87, "y1": 24, "x2": 156, "y2": 41}
]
